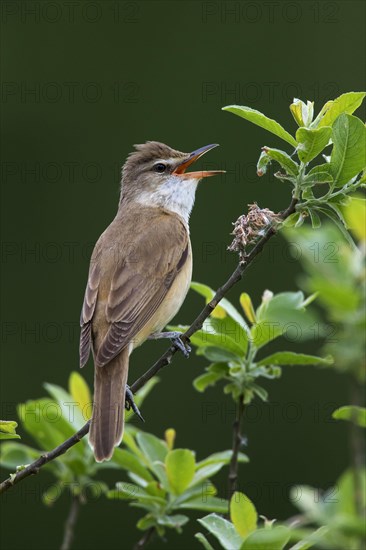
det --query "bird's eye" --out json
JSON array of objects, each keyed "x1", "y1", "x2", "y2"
[{"x1": 154, "y1": 163, "x2": 167, "y2": 173}]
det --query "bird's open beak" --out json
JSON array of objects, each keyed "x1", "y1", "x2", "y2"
[{"x1": 173, "y1": 143, "x2": 225, "y2": 179}]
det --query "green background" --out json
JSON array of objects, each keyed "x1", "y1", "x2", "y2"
[{"x1": 1, "y1": 1, "x2": 365, "y2": 548}]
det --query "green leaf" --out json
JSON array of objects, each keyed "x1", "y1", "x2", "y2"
[
  {"x1": 230, "y1": 491, "x2": 257, "y2": 538},
  {"x1": 144, "y1": 480, "x2": 167, "y2": 499},
  {"x1": 0, "y1": 442, "x2": 40, "y2": 469},
  {"x1": 44, "y1": 383, "x2": 86, "y2": 431},
  {"x1": 316, "y1": 92, "x2": 366, "y2": 128},
  {"x1": 190, "y1": 282, "x2": 249, "y2": 332},
  {"x1": 197, "y1": 347, "x2": 239, "y2": 363},
  {"x1": 136, "y1": 432, "x2": 168, "y2": 466},
  {"x1": 332, "y1": 406, "x2": 366, "y2": 427},
  {"x1": 257, "y1": 147, "x2": 299, "y2": 177},
  {"x1": 180, "y1": 496, "x2": 228, "y2": 513},
  {"x1": 170, "y1": 322, "x2": 246, "y2": 357},
  {"x1": 252, "y1": 291, "x2": 318, "y2": 347},
  {"x1": 157, "y1": 514, "x2": 189, "y2": 531},
  {"x1": 0, "y1": 420, "x2": 20, "y2": 440},
  {"x1": 174, "y1": 481, "x2": 216, "y2": 506},
  {"x1": 240, "y1": 293, "x2": 257, "y2": 323},
  {"x1": 123, "y1": 427, "x2": 146, "y2": 460},
  {"x1": 256, "y1": 291, "x2": 304, "y2": 321},
  {"x1": 250, "y1": 383, "x2": 268, "y2": 402},
  {"x1": 165, "y1": 449, "x2": 195, "y2": 494},
  {"x1": 296, "y1": 127, "x2": 332, "y2": 163},
  {"x1": 147, "y1": 462, "x2": 170, "y2": 492},
  {"x1": 110, "y1": 448, "x2": 154, "y2": 482},
  {"x1": 136, "y1": 514, "x2": 156, "y2": 531},
  {"x1": 42, "y1": 481, "x2": 64, "y2": 506},
  {"x1": 337, "y1": 468, "x2": 366, "y2": 516},
  {"x1": 223, "y1": 105, "x2": 297, "y2": 147},
  {"x1": 289, "y1": 485, "x2": 324, "y2": 520},
  {"x1": 330, "y1": 114, "x2": 366, "y2": 187},
  {"x1": 257, "y1": 352, "x2": 333, "y2": 367},
  {"x1": 308, "y1": 209, "x2": 321, "y2": 229},
  {"x1": 69, "y1": 371, "x2": 92, "y2": 421},
  {"x1": 289, "y1": 526, "x2": 330, "y2": 550},
  {"x1": 107, "y1": 482, "x2": 165, "y2": 505},
  {"x1": 17, "y1": 399, "x2": 76, "y2": 450},
  {"x1": 249, "y1": 365, "x2": 282, "y2": 380},
  {"x1": 191, "y1": 463, "x2": 231, "y2": 487},
  {"x1": 317, "y1": 206, "x2": 357, "y2": 249},
  {"x1": 194, "y1": 371, "x2": 226, "y2": 392},
  {"x1": 198, "y1": 513, "x2": 243, "y2": 550},
  {"x1": 241, "y1": 526, "x2": 290, "y2": 550},
  {"x1": 197, "y1": 450, "x2": 249, "y2": 470},
  {"x1": 282, "y1": 212, "x2": 301, "y2": 228},
  {"x1": 195, "y1": 533, "x2": 215, "y2": 550},
  {"x1": 303, "y1": 164, "x2": 333, "y2": 186},
  {"x1": 342, "y1": 195, "x2": 366, "y2": 241}
]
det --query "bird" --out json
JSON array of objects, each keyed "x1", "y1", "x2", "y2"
[{"x1": 79, "y1": 141, "x2": 224, "y2": 462}]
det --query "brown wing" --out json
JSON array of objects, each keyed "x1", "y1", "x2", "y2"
[
  {"x1": 95, "y1": 214, "x2": 189, "y2": 366},
  {"x1": 79, "y1": 245, "x2": 102, "y2": 367},
  {"x1": 79, "y1": 209, "x2": 189, "y2": 368}
]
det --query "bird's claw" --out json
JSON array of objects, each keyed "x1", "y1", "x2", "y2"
[
  {"x1": 171, "y1": 335, "x2": 191, "y2": 358},
  {"x1": 148, "y1": 331, "x2": 191, "y2": 359},
  {"x1": 125, "y1": 385, "x2": 144, "y2": 422}
]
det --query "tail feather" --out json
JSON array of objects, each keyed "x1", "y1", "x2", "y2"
[{"x1": 89, "y1": 347, "x2": 129, "y2": 462}]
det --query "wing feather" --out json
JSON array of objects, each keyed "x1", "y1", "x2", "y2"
[
  {"x1": 79, "y1": 209, "x2": 189, "y2": 368},
  {"x1": 79, "y1": 247, "x2": 101, "y2": 367}
]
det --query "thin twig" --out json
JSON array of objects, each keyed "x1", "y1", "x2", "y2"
[
  {"x1": 60, "y1": 494, "x2": 81, "y2": 550},
  {"x1": 133, "y1": 526, "x2": 155, "y2": 549},
  {"x1": 0, "y1": 197, "x2": 298, "y2": 495},
  {"x1": 228, "y1": 394, "x2": 245, "y2": 503}
]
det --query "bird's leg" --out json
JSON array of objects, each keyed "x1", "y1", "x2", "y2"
[
  {"x1": 148, "y1": 331, "x2": 191, "y2": 358},
  {"x1": 125, "y1": 385, "x2": 144, "y2": 422}
]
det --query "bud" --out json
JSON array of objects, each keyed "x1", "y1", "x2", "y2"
[
  {"x1": 290, "y1": 98, "x2": 314, "y2": 127},
  {"x1": 261, "y1": 289, "x2": 274, "y2": 304}
]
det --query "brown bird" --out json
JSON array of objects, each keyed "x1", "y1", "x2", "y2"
[{"x1": 80, "y1": 141, "x2": 223, "y2": 462}]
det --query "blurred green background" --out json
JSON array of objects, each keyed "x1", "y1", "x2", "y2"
[{"x1": 1, "y1": 1, "x2": 365, "y2": 548}]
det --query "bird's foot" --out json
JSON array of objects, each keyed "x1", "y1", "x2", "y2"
[
  {"x1": 125, "y1": 385, "x2": 144, "y2": 422},
  {"x1": 149, "y1": 331, "x2": 191, "y2": 358},
  {"x1": 171, "y1": 334, "x2": 191, "y2": 358}
]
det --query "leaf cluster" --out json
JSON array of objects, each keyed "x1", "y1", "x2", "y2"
[
  {"x1": 283, "y1": 197, "x2": 366, "y2": 381},
  {"x1": 196, "y1": 491, "x2": 298, "y2": 550},
  {"x1": 171, "y1": 282, "x2": 331, "y2": 403},
  {"x1": 107, "y1": 429, "x2": 248, "y2": 537},
  {"x1": 224, "y1": 92, "x2": 366, "y2": 245},
  {"x1": 0, "y1": 373, "x2": 158, "y2": 504}
]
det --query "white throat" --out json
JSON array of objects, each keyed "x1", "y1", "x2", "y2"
[{"x1": 136, "y1": 175, "x2": 198, "y2": 225}]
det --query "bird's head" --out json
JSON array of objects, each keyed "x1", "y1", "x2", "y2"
[{"x1": 120, "y1": 141, "x2": 224, "y2": 221}]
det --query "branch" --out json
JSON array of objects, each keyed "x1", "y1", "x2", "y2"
[
  {"x1": 227, "y1": 394, "x2": 245, "y2": 503},
  {"x1": 60, "y1": 494, "x2": 81, "y2": 550},
  {"x1": 133, "y1": 526, "x2": 155, "y2": 550},
  {"x1": 0, "y1": 197, "x2": 298, "y2": 495},
  {"x1": 0, "y1": 423, "x2": 89, "y2": 494}
]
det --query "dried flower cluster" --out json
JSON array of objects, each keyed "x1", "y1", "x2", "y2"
[{"x1": 228, "y1": 203, "x2": 281, "y2": 261}]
